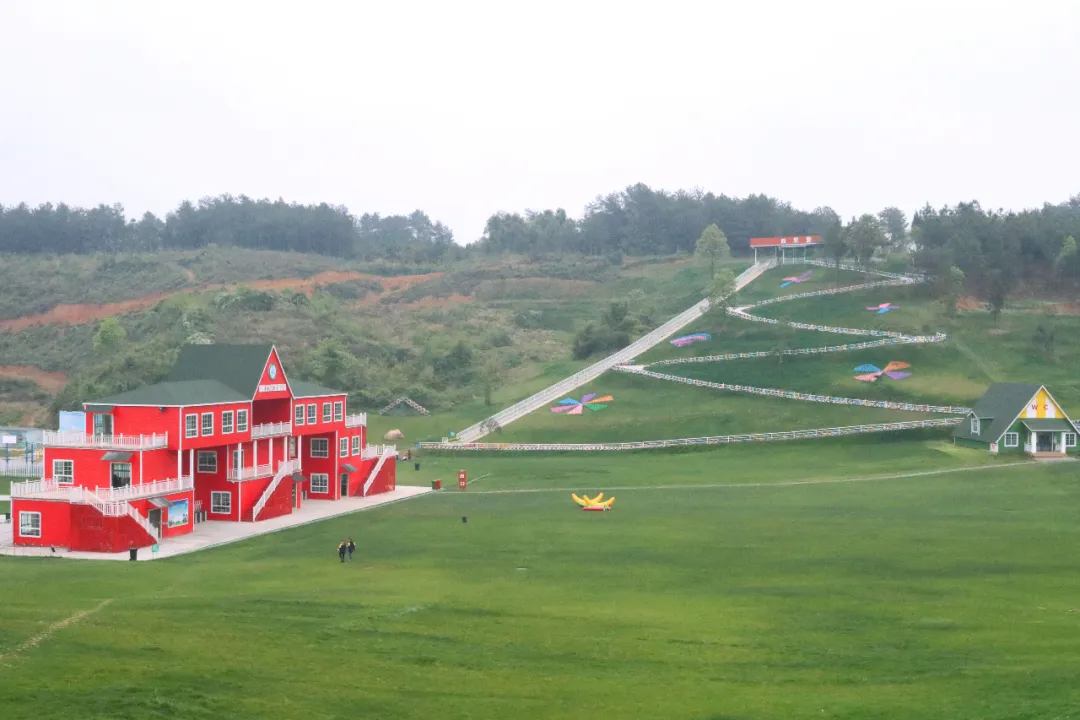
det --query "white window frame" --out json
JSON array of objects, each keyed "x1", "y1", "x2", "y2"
[
  {"x1": 185, "y1": 413, "x2": 198, "y2": 438},
  {"x1": 197, "y1": 450, "x2": 218, "y2": 473},
  {"x1": 221, "y1": 411, "x2": 234, "y2": 434},
  {"x1": 323, "y1": 403, "x2": 332, "y2": 423},
  {"x1": 201, "y1": 412, "x2": 214, "y2": 437},
  {"x1": 53, "y1": 459, "x2": 74, "y2": 485},
  {"x1": 1003, "y1": 432, "x2": 1019, "y2": 448},
  {"x1": 288, "y1": 437, "x2": 297, "y2": 459},
  {"x1": 334, "y1": 401, "x2": 343, "y2": 423},
  {"x1": 310, "y1": 473, "x2": 329, "y2": 494},
  {"x1": 294, "y1": 404, "x2": 305, "y2": 426},
  {"x1": 1066, "y1": 432, "x2": 1078, "y2": 448},
  {"x1": 970, "y1": 417, "x2": 980, "y2": 435},
  {"x1": 307, "y1": 403, "x2": 316, "y2": 424},
  {"x1": 351, "y1": 435, "x2": 360, "y2": 455},
  {"x1": 18, "y1": 511, "x2": 41, "y2": 538},
  {"x1": 210, "y1": 491, "x2": 232, "y2": 515},
  {"x1": 236, "y1": 409, "x2": 249, "y2": 433},
  {"x1": 310, "y1": 438, "x2": 329, "y2": 458},
  {"x1": 340, "y1": 437, "x2": 349, "y2": 458}
]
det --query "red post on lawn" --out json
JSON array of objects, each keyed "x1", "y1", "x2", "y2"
[{"x1": 458, "y1": 470, "x2": 467, "y2": 490}]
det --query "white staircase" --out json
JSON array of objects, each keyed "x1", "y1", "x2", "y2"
[
  {"x1": 250, "y1": 459, "x2": 301, "y2": 521},
  {"x1": 361, "y1": 446, "x2": 396, "y2": 497},
  {"x1": 454, "y1": 260, "x2": 777, "y2": 442},
  {"x1": 69, "y1": 487, "x2": 159, "y2": 542}
]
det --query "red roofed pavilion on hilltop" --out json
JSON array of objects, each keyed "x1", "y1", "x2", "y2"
[
  {"x1": 749, "y1": 236, "x2": 821, "y2": 264},
  {"x1": 10, "y1": 344, "x2": 396, "y2": 553}
]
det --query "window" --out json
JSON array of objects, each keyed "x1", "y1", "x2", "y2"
[
  {"x1": 1067, "y1": 433, "x2": 1078, "y2": 448},
  {"x1": 232, "y1": 448, "x2": 244, "y2": 472},
  {"x1": 323, "y1": 403, "x2": 332, "y2": 423},
  {"x1": 351, "y1": 435, "x2": 360, "y2": 455},
  {"x1": 310, "y1": 473, "x2": 329, "y2": 493},
  {"x1": 307, "y1": 404, "x2": 316, "y2": 424},
  {"x1": 222, "y1": 411, "x2": 234, "y2": 434},
  {"x1": 201, "y1": 412, "x2": 214, "y2": 437},
  {"x1": 237, "y1": 409, "x2": 249, "y2": 433},
  {"x1": 19, "y1": 511, "x2": 41, "y2": 538},
  {"x1": 288, "y1": 437, "x2": 297, "y2": 459},
  {"x1": 92, "y1": 413, "x2": 113, "y2": 436},
  {"x1": 111, "y1": 463, "x2": 132, "y2": 489},
  {"x1": 970, "y1": 417, "x2": 980, "y2": 435},
  {"x1": 311, "y1": 438, "x2": 329, "y2": 458},
  {"x1": 197, "y1": 451, "x2": 218, "y2": 473},
  {"x1": 340, "y1": 437, "x2": 349, "y2": 457},
  {"x1": 211, "y1": 491, "x2": 232, "y2": 515},
  {"x1": 1004, "y1": 432, "x2": 1019, "y2": 448},
  {"x1": 53, "y1": 459, "x2": 74, "y2": 485},
  {"x1": 334, "y1": 401, "x2": 343, "y2": 422},
  {"x1": 295, "y1": 404, "x2": 305, "y2": 426},
  {"x1": 185, "y1": 414, "x2": 198, "y2": 438}
]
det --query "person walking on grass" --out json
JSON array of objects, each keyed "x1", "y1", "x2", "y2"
[
  {"x1": 337, "y1": 539, "x2": 347, "y2": 563},
  {"x1": 347, "y1": 537, "x2": 356, "y2": 562}
]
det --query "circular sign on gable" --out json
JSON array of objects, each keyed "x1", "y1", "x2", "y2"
[{"x1": 269, "y1": 364, "x2": 278, "y2": 380}]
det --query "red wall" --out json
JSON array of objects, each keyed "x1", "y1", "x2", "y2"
[
  {"x1": 178, "y1": 401, "x2": 253, "y2": 451},
  {"x1": 292, "y1": 394, "x2": 349, "y2": 436},
  {"x1": 301, "y1": 431, "x2": 339, "y2": 500},
  {"x1": 84, "y1": 406, "x2": 179, "y2": 445},
  {"x1": 44, "y1": 447, "x2": 182, "y2": 491},
  {"x1": 11, "y1": 499, "x2": 70, "y2": 547},
  {"x1": 367, "y1": 457, "x2": 396, "y2": 496},
  {"x1": 254, "y1": 477, "x2": 294, "y2": 521},
  {"x1": 252, "y1": 397, "x2": 291, "y2": 426},
  {"x1": 195, "y1": 474, "x2": 241, "y2": 522}
]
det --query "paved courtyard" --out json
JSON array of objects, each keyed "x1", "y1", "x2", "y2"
[{"x1": 0, "y1": 485, "x2": 431, "y2": 561}]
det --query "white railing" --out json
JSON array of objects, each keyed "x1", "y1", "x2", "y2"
[
  {"x1": 250, "y1": 459, "x2": 301, "y2": 521},
  {"x1": 362, "y1": 446, "x2": 395, "y2": 496},
  {"x1": 453, "y1": 261, "x2": 776, "y2": 443},
  {"x1": 419, "y1": 418, "x2": 963, "y2": 452},
  {"x1": 64, "y1": 487, "x2": 159, "y2": 540},
  {"x1": 9, "y1": 478, "x2": 60, "y2": 498},
  {"x1": 42, "y1": 431, "x2": 169, "y2": 450},
  {"x1": 344, "y1": 413, "x2": 368, "y2": 428},
  {"x1": 251, "y1": 421, "x2": 292, "y2": 439},
  {"x1": 0, "y1": 461, "x2": 44, "y2": 478},
  {"x1": 125, "y1": 503, "x2": 160, "y2": 540},
  {"x1": 96, "y1": 476, "x2": 193, "y2": 503},
  {"x1": 227, "y1": 463, "x2": 274, "y2": 482},
  {"x1": 807, "y1": 259, "x2": 926, "y2": 283}
]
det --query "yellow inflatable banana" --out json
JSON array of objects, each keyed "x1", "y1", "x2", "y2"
[
  {"x1": 572, "y1": 493, "x2": 615, "y2": 509},
  {"x1": 571, "y1": 493, "x2": 589, "y2": 506}
]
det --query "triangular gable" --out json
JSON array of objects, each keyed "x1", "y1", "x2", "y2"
[
  {"x1": 992, "y1": 385, "x2": 1077, "y2": 443},
  {"x1": 253, "y1": 346, "x2": 292, "y2": 400}
]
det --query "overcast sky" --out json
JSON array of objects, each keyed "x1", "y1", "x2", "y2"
[{"x1": 1, "y1": 1, "x2": 1077, "y2": 243}]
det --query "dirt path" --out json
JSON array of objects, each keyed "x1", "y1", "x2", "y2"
[
  {"x1": 0, "y1": 365, "x2": 68, "y2": 392},
  {"x1": 0, "y1": 271, "x2": 444, "y2": 332}
]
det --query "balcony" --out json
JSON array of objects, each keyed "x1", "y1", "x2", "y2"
[
  {"x1": 97, "y1": 476, "x2": 193, "y2": 502},
  {"x1": 10, "y1": 475, "x2": 192, "y2": 501},
  {"x1": 43, "y1": 431, "x2": 169, "y2": 451},
  {"x1": 344, "y1": 413, "x2": 367, "y2": 428},
  {"x1": 227, "y1": 463, "x2": 274, "y2": 482},
  {"x1": 251, "y1": 421, "x2": 292, "y2": 439}
]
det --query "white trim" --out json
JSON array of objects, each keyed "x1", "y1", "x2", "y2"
[
  {"x1": 351, "y1": 435, "x2": 360, "y2": 455},
  {"x1": 249, "y1": 345, "x2": 294, "y2": 401},
  {"x1": 197, "y1": 450, "x2": 218, "y2": 474},
  {"x1": 185, "y1": 413, "x2": 198, "y2": 439},
  {"x1": 210, "y1": 491, "x2": 232, "y2": 515},
  {"x1": 310, "y1": 473, "x2": 329, "y2": 494},
  {"x1": 1003, "y1": 432, "x2": 1019, "y2": 448},
  {"x1": 993, "y1": 385, "x2": 1078, "y2": 448},
  {"x1": 52, "y1": 459, "x2": 74, "y2": 485},
  {"x1": 1066, "y1": 432, "x2": 1077, "y2": 448},
  {"x1": 201, "y1": 412, "x2": 214, "y2": 437},
  {"x1": 294, "y1": 404, "x2": 305, "y2": 426},
  {"x1": 970, "y1": 416, "x2": 980, "y2": 435},
  {"x1": 236, "y1": 409, "x2": 249, "y2": 433},
  {"x1": 322, "y1": 403, "x2": 332, "y2": 423},
  {"x1": 306, "y1": 403, "x2": 316, "y2": 424},
  {"x1": 339, "y1": 437, "x2": 349, "y2": 458},
  {"x1": 18, "y1": 511, "x2": 42, "y2": 538},
  {"x1": 333, "y1": 401, "x2": 343, "y2": 423},
  {"x1": 292, "y1": 393, "x2": 345, "y2": 400},
  {"x1": 222, "y1": 410, "x2": 235, "y2": 434},
  {"x1": 84, "y1": 400, "x2": 253, "y2": 410},
  {"x1": 310, "y1": 438, "x2": 329, "y2": 458}
]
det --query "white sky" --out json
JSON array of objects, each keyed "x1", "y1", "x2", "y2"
[{"x1": 1, "y1": 0, "x2": 1077, "y2": 242}]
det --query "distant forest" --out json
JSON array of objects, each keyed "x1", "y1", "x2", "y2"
[{"x1": 1, "y1": 186, "x2": 1078, "y2": 297}]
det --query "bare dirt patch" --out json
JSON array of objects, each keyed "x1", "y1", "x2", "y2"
[
  {"x1": 0, "y1": 365, "x2": 68, "y2": 392},
  {"x1": 956, "y1": 296, "x2": 985, "y2": 312},
  {"x1": 0, "y1": 271, "x2": 445, "y2": 331},
  {"x1": 403, "y1": 294, "x2": 474, "y2": 309}
]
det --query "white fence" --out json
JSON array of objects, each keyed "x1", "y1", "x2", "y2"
[
  {"x1": 227, "y1": 463, "x2": 274, "y2": 482},
  {"x1": 42, "y1": 431, "x2": 169, "y2": 450},
  {"x1": 419, "y1": 418, "x2": 963, "y2": 452},
  {"x1": 453, "y1": 261, "x2": 777, "y2": 443},
  {"x1": 0, "y1": 461, "x2": 43, "y2": 478},
  {"x1": 807, "y1": 259, "x2": 926, "y2": 282},
  {"x1": 251, "y1": 421, "x2": 291, "y2": 439},
  {"x1": 344, "y1": 413, "x2": 368, "y2": 428},
  {"x1": 98, "y1": 476, "x2": 193, "y2": 503}
]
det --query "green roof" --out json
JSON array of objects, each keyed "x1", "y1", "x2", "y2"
[
  {"x1": 290, "y1": 379, "x2": 344, "y2": 398},
  {"x1": 953, "y1": 383, "x2": 1042, "y2": 444},
  {"x1": 1020, "y1": 418, "x2": 1076, "y2": 432},
  {"x1": 90, "y1": 380, "x2": 248, "y2": 407},
  {"x1": 167, "y1": 344, "x2": 275, "y2": 398}
]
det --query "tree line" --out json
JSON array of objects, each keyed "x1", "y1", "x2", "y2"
[{"x1": 0, "y1": 195, "x2": 457, "y2": 262}]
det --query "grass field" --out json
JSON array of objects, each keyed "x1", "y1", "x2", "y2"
[{"x1": 3, "y1": 452, "x2": 1079, "y2": 719}]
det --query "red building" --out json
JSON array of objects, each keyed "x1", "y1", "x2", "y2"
[{"x1": 11, "y1": 344, "x2": 396, "y2": 553}]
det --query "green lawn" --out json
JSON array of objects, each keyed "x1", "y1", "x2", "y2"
[{"x1": 2, "y1": 452, "x2": 1078, "y2": 719}]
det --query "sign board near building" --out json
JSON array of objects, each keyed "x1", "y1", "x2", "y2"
[{"x1": 1, "y1": 435, "x2": 16, "y2": 445}]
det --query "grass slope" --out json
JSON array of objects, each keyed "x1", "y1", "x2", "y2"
[{"x1": 2, "y1": 457, "x2": 1078, "y2": 719}]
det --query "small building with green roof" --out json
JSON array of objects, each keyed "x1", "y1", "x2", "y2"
[{"x1": 953, "y1": 382, "x2": 1078, "y2": 456}]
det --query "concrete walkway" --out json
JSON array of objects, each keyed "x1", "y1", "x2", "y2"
[{"x1": 0, "y1": 485, "x2": 432, "y2": 561}]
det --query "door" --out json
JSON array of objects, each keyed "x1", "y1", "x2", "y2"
[
  {"x1": 111, "y1": 462, "x2": 132, "y2": 488},
  {"x1": 340, "y1": 473, "x2": 349, "y2": 498},
  {"x1": 148, "y1": 508, "x2": 162, "y2": 531},
  {"x1": 292, "y1": 482, "x2": 298, "y2": 508},
  {"x1": 1037, "y1": 433, "x2": 1053, "y2": 452}
]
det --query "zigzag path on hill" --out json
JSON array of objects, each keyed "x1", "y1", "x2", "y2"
[{"x1": 0, "y1": 270, "x2": 444, "y2": 332}]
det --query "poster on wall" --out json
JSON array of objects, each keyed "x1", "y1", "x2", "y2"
[{"x1": 168, "y1": 499, "x2": 189, "y2": 528}]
